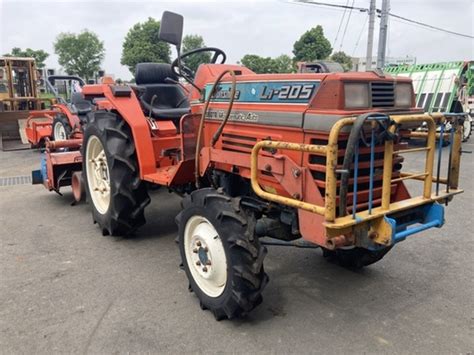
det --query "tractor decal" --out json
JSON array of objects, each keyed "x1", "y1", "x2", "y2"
[
  {"x1": 206, "y1": 80, "x2": 320, "y2": 104},
  {"x1": 205, "y1": 109, "x2": 304, "y2": 127}
]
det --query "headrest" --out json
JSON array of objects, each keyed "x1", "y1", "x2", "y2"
[{"x1": 135, "y1": 63, "x2": 178, "y2": 85}]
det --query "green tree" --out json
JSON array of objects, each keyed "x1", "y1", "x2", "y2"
[
  {"x1": 121, "y1": 17, "x2": 171, "y2": 75},
  {"x1": 293, "y1": 25, "x2": 332, "y2": 62},
  {"x1": 54, "y1": 30, "x2": 105, "y2": 80},
  {"x1": 3, "y1": 47, "x2": 49, "y2": 69},
  {"x1": 273, "y1": 54, "x2": 295, "y2": 73},
  {"x1": 240, "y1": 54, "x2": 295, "y2": 74},
  {"x1": 181, "y1": 34, "x2": 211, "y2": 73},
  {"x1": 331, "y1": 51, "x2": 353, "y2": 71},
  {"x1": 240, "y1": 54, "x2": 276, "y2": 74}
]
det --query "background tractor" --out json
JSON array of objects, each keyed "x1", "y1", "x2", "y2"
[
  {"x1": 33, "y1": 11, "x2": 464, "y2": 320},
  {"x1": 25, "y1": 74, "x2": 90, "y2": 147}
]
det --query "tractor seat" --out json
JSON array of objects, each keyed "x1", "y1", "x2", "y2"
[
  {"x1": 135, "y1": 63, "x2": 190, "y2": 120},
  {"x1": 70, "y1": 92, "x2": 93, "y2": 117}
]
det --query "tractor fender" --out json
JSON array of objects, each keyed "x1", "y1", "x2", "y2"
[{"x1": 100, "y1": 84, "x2": 156, "y2": 177}]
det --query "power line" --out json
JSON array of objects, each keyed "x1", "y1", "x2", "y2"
[
  {"x1": 291, "y1": 0, "x2": 473, "y2": 39},
  {"x1": 283, "y1": 0, "x2": 354, "y2": 13},
  {"x1": 339, "y1": 0, "x2": 355, "y2": 50},
  {"x1": 333, "y1": 0, "x2": 350, "y2": 48},
  {"x1": 388, "y1": 12, "x2": 474, "y2": 39},
  {"x1": 292, "y1": 0, "x2": 368, "y2": 12},
  {"x1": 352, "y1": 14, "x2": 368, "y2": 56}
]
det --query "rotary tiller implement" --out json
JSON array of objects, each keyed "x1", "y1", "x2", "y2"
[
  {"x1": 30, "y1": 76, "x2": 107, "y2": 201},
  {"x1": 31, "y1": 137, "x2": 84, "y2": 200},
  {"x1": 33, "y1": 11, "x2": 464, "y2": 320}
]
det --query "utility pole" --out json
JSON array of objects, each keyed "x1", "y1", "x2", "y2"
[
  {"x1": 365, "y1": 0, "x2": 376, "y2": 71},
  {"x1": 376, "y1": 0, "x2": 390, "y2": 69}
]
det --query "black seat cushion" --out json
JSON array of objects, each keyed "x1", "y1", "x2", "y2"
[
  {"x1": 139, "y1": 84, "x2": 189, "y2": 119},
  {"x1": 135, "y1": 63, "x2": 189, "y2": 120},
  {"x1": 71, "y1": 92, "x2": 92, "y2": 116}
]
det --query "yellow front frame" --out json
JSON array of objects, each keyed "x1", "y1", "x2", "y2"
[{"x1": 250, "y1": 113, "x2": 464, "y2": 245}]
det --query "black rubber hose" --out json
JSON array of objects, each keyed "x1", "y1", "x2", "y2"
[
  {"x1": 194, "y1": 70, "x2": 236, "y2": 188},
  {"x1": 338, "y1": 112, "x2": 389, "y2": 217}
]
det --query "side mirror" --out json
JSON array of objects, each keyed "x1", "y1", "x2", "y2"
[{"x1": 158, "y1": 11, "x2": 184, "y2": 47}]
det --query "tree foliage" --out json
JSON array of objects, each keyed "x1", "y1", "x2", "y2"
[
  {"x1": 240, "y1": 54, "x2": 294, "y2": 74},
  {"x1": 331, "y1": 51, "x2": 353, "y2": 71},
  {"x1": 272, "y1": 55, "x2": 295, "y2": 73},
  {"x1": 121, "y1": 17, "x2": 171, "y2": 75},
  {"x1": 3, "y1": 47, "x2": 49, "y2": 69},
  {"x1": 293, "y1": 25, "x2": 332, "y2": 62},
  {"x1": 240, "y1": 55, "x2": 274, "y2": 74},
  {"x1": 53, "y1": 30, "x2": 105, "y2": 80},
  {"x1": 181, "y1": 34, "x2": 211, "y2": 73},
  {"x1": 241, "y1": 25, "x2": 333, "y2": 71}
]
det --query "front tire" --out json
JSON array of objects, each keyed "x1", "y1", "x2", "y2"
[
  {"x1": 52, "y1": 114, "x2": 72, "y2": 141},
  {"x1": 177, "y1": 188, "x2": 268, "y2": 320},
  {"x1": 83, "y1": 110, "x2": 150, "y2": 236}
]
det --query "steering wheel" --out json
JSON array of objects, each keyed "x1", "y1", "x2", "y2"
[{"x1": 171, "y1": 47, "x2": 227, "y2": 82}]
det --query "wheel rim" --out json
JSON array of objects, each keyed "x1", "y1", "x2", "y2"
[
  {"x1": 463, "y1": 118, "x2": 471, "y2": 140},
  {"x1": 53, "y1": 122, "x2": 67, "y2": 141},
  {"x1": 86, "y1": 136, "x2": 111, "y2": 214},
  {"x1": 184, "y1": 215, "x2": 227, "y2": 298}
]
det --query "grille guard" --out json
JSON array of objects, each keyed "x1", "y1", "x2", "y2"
[{"x1": 250, "y1": 113, "x2": 464, "y2": 249}]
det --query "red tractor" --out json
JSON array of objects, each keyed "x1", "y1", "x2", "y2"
[
  {"x1": 35, "y1": 12, "x2": 464, "y2": 320},
  {"x1": 25, "y1": 75, "x2": 91, "y2": 146}
]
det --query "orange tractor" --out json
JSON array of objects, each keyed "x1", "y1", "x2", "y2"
[
  {"x1": 25, "y1": 75, "x2": 90, "y2": 146},
  {"x1": 33, "y1": 12, "x2": 464, "y2": 320}
]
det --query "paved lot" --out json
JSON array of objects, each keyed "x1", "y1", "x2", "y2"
[{"x1": 0, "y1": 143, "x2": 473, "y2": 354}]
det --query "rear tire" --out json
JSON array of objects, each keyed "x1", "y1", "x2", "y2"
[
  {"x1": 52, "y1": 114, "x2": 72, "y2": 141},
  {"x1": 176, "y1": 188, "x2": 268, "y2": 320},
  {"x1": 83, "y1": 110, "x2": 150, "y2": 236},
  {"x1": 322, "y1": 246, "x2": 392, "y2": 269}
]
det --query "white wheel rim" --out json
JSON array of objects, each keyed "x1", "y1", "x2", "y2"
[
  {"x1": 86, "y1": 136, "x2": 111, "y2": 214},
  {"x1": 184, "y1": 215, "x2": 227, "y2": 298},
  {"x1": 53, "y1": 122, "x2": 67, "y2": 141},
  {"x1": 463, "y1": 118, "x2": 471, "y2": 140}
]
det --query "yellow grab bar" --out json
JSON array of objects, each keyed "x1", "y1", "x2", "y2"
[{"x1": 250, "y1": 140, "x2": 326, "y2": 215}]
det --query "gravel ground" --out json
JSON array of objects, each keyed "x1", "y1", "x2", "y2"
[{"x1": 0, "y1": 142, "x2": 473, "y2": 354}]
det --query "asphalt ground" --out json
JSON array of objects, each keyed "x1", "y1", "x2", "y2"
[{"x1": 0, "y1": 141, "x2": 473, "y2": 354}]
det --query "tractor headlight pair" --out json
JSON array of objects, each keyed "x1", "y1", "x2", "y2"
[{"x1": 344, "y1": 82, "x2": 413, "y2": 109}]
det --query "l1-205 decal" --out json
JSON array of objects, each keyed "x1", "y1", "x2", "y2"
[{"x1": 206, "y1": 81, "x2": 320, "y2": 104}]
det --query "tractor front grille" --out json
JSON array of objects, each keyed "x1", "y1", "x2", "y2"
[
  {"x1": 308, "y1": 136, "x2": 402, "y2": 215},
  {"x1": 371, "y1": 82, "x2": 395, "y2": 108}
]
